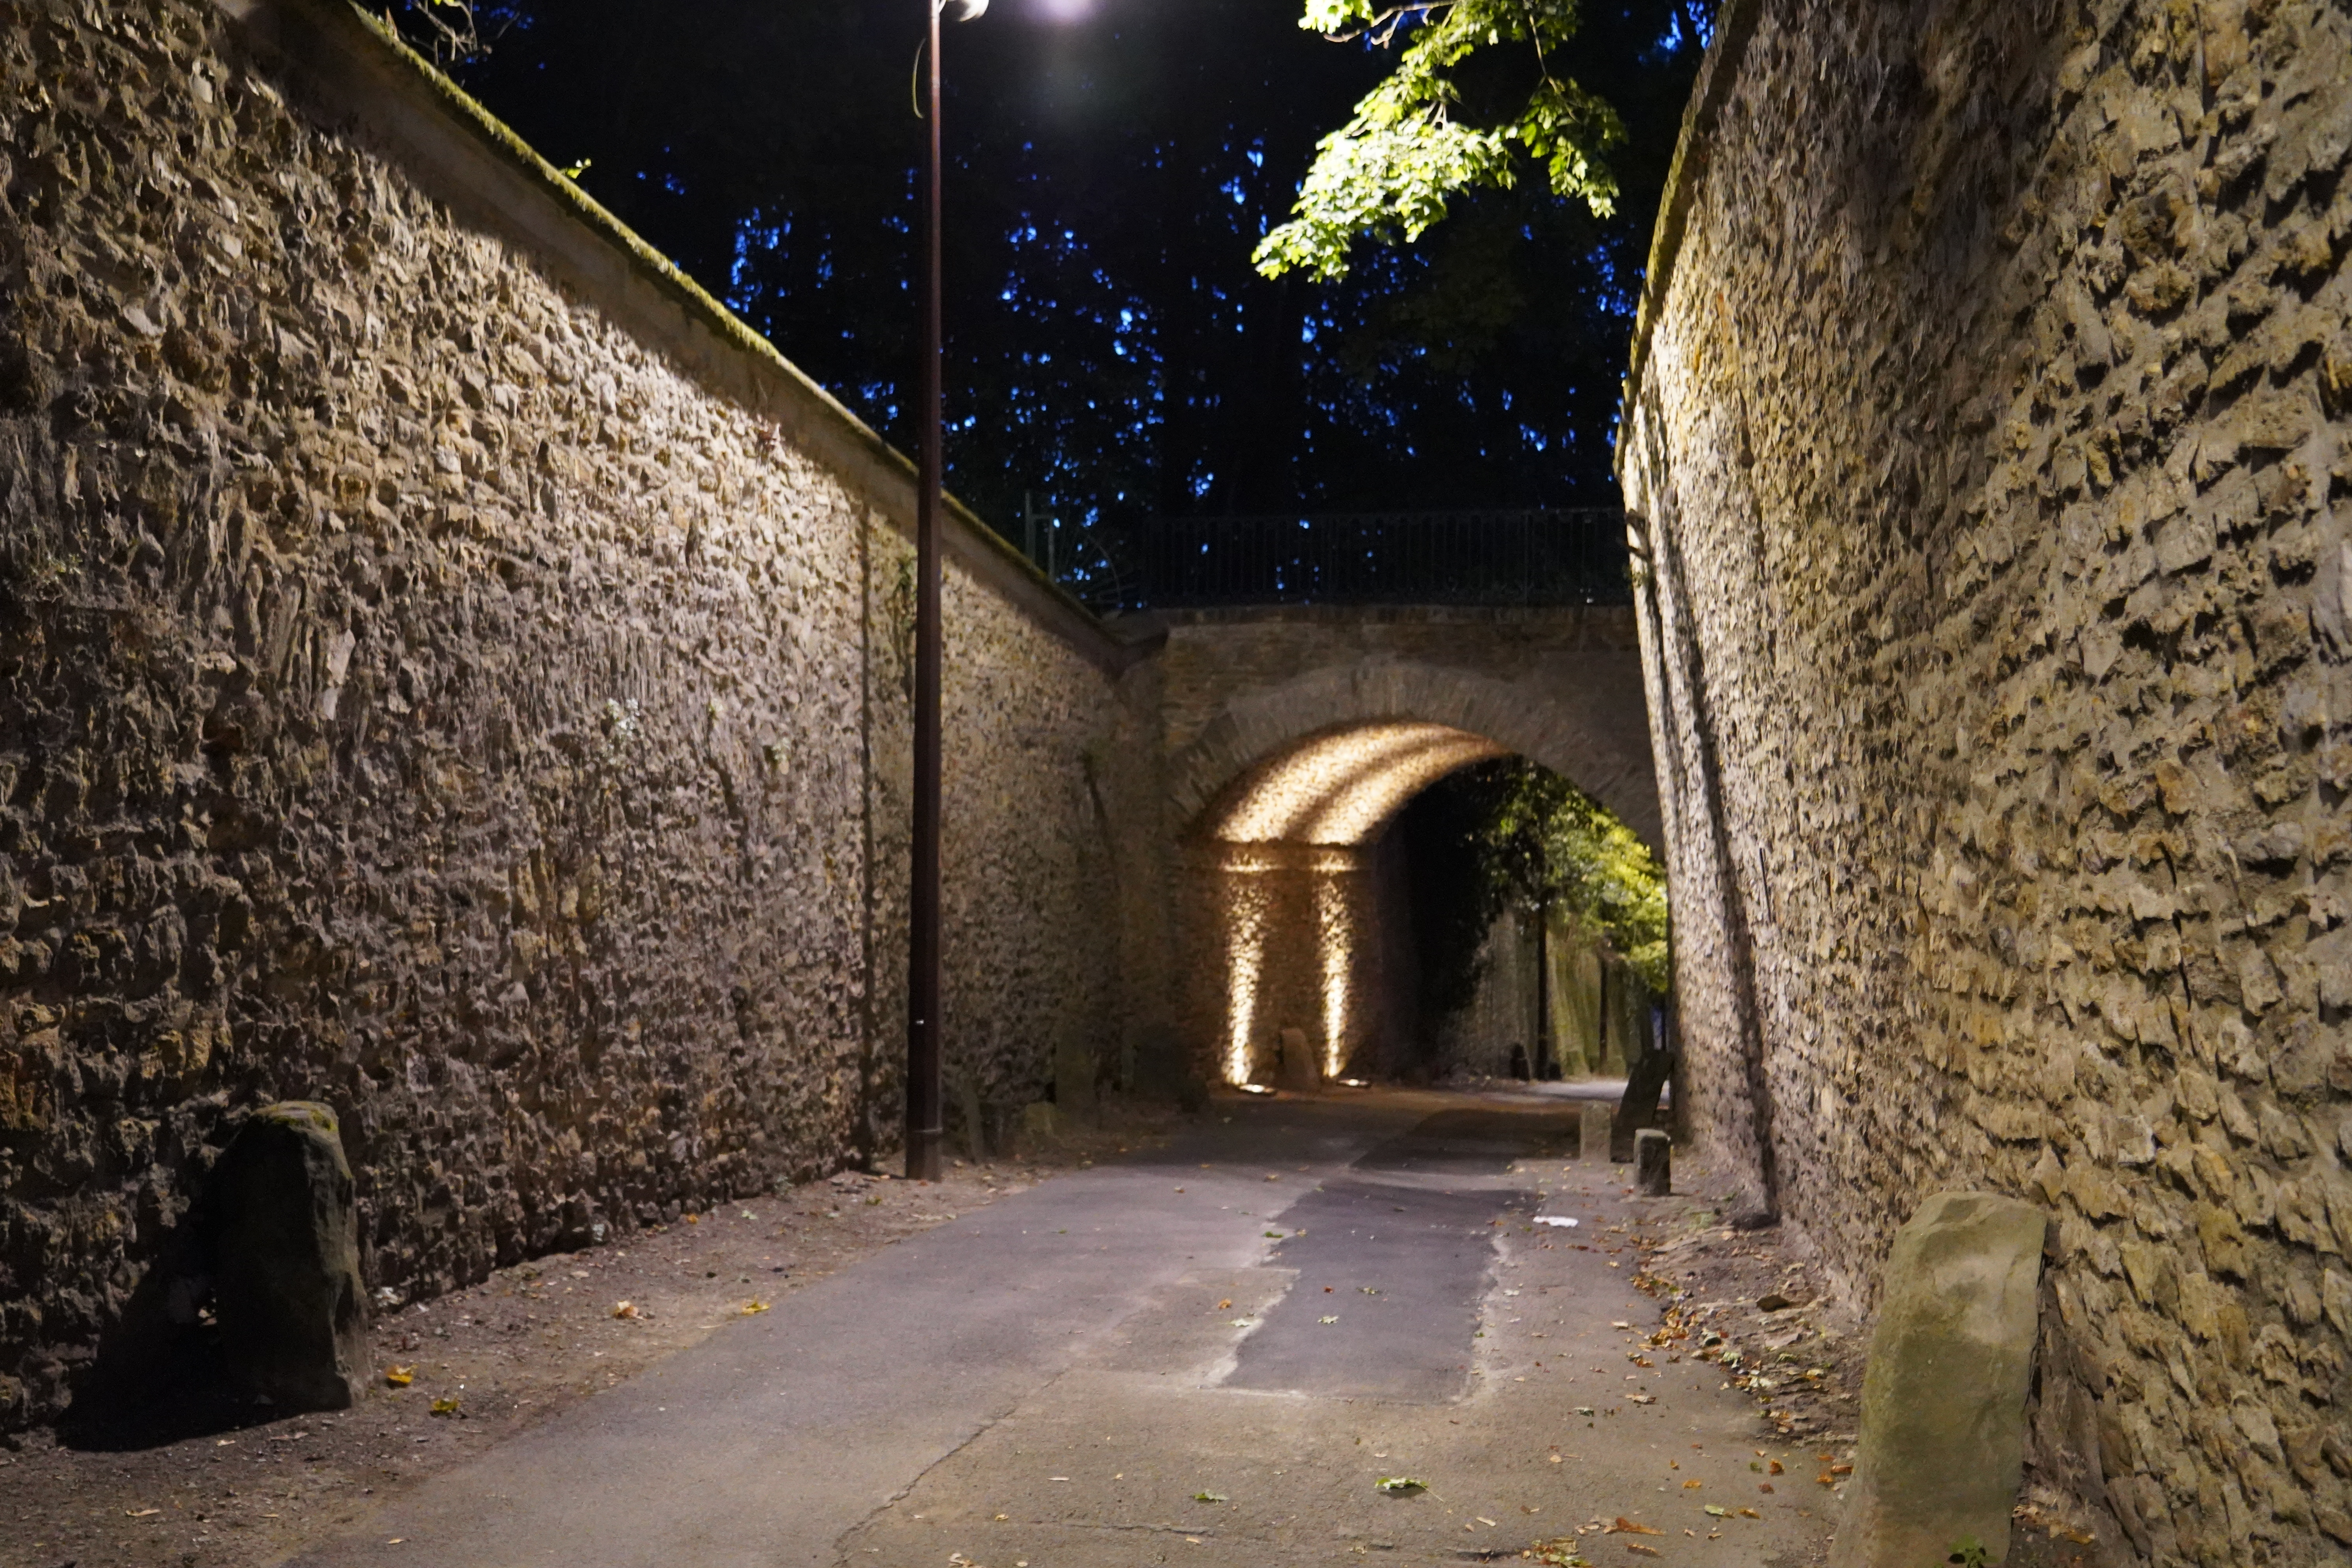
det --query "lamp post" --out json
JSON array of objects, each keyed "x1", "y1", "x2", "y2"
[{"x1": 908, "y1": 0, "x2": 986, "y2": 1183}]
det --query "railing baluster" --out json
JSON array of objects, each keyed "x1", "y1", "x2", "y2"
[{"x1": 1126, "y1": 509, "x2": 1629, "y2": 611}]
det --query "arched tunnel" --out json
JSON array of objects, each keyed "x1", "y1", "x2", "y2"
[{"x1": 1178, "y1": 717, "x2": 1655, "y2": 1091}]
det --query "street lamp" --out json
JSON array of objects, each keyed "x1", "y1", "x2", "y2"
[{"x1": 907, "y1": 0, "x2": 986, "y2": 1183}]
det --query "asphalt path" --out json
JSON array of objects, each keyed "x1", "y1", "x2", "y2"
[{"x1": 289, "y1": 1089, "x2": 1833, "y2": 1568}]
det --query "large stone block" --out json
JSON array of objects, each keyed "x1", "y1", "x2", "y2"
[
  {"x1": 1830, "y1": 1192, "x2": 2047, "y2": 1568},
  {"x1": 1635, "y1": 1129, "x2": 1671, "y2": 1195},
  {"x1": 211, "y1": 1103, "x2": 370, "y2": 1413},
  {"x1": 1278, "y1": 1026, "x2": 1321, "y2": 1091},
  {"x1": 1579, "y1": 1100, "x2": 1612, "y2": 1162}
]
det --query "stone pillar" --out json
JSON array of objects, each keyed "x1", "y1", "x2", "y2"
[
  {"x1": 1830, "y1": 1192, "x2": 2047, "y2": 1568},
  {"x1": 1579, "y1": 1101, "x2": 1612, "y2": 1162},
  {"x1": 1635, "y1": 1129, "x2": 1671, "y2": 1196},
  {"x1": 212, "y1": 1102, "x2": 370, "y2": 1413},
  {"x1": 1278, "y1": 1026, "x2": 1320, "y2": 1091}
]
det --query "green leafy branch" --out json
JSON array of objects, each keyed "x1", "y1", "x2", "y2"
[
  {"x1": 1482, "y1": 761, "x2": 1671, "y2": 995},
  {"x1": 1255, "y1": 0, "x2": 1624, "y2": 281}
]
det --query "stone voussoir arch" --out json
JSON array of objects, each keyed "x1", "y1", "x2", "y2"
[{"x1": 1167, "y1": 658, "x2": 1661, "y2": 847}]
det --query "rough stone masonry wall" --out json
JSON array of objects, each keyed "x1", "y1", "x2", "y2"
[
  {"x1": 1621, "y1": 0, "x2": 2352, "y2": 1561},
  {"x1": 0, "y1": 0, "x2": 1126, "y2": 1429}
]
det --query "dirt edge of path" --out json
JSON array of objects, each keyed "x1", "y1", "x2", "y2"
[{"x1": 0, "y1": 1102, "x2": 1182, "y2": 1568}]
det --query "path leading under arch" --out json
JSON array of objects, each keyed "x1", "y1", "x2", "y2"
[{"x1": 278, "y1": 1088, "x2": 1832, "y2": 1568}]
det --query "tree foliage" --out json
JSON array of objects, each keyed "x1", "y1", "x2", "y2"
[
  {"x1": 1480, "y1": 760, "x2": 1670, "y2": 995},
  {"x1": 1399, "y1": 758, "x2": 1671, "y2": 1046},
  {"x1": 1255, "y1": 0, "x2": 1629, "y2": 281}
]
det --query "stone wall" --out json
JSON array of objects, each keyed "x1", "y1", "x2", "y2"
[
  {"x1": 0, "y1": 0, "x2": 1135, "y2": 1428},
  {"x1": 1621, "y1": 0, "x2": 2352, "y2": 1558}
]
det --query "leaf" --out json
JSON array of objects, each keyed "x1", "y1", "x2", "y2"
[
  {"x1": 1605, "y1": 1518, "x2": 1662, "y2": 1535},
  {"x1": 1737, "y1": 1508, "x2": 1762, "y2": 1519},
  {"x1": 1628, "y1": 1394, "x2": 1655, "y2": 1405},
  {"x1": 1626, "y1": 1547, "x2": 1661, "y2": 1559},
  {"x1": 1192, "y1": 1491, "x2": 1229, "y2": 1503},
  {"x1": 740, "y1": 1300, "x2": 770, "y2": 1316},
  {"x1": 125, "y1": 1508, "x2": 161, "y2": 1518},
  {"x1": 383, "y1": 1365, "x2": 414, "y2": 1387},
  {"x1": 612, "y1": 1301, "x2": 639, "y2": 1319},
  {"x1": 429, "y1": 1396, "x2": 461, "y2": 1417},
  {"x1": 1375, "y1": 1476, "x2": 1428, "y2": 1495},
  {"x1": 1319, "y1": 1315, "x2": 1340, "y2": 1325},
  {"x1": 1703, "y1": 1505, "x2": 1728, "y2": 1517},
  {"x1": 1217, "y1": 1299, "x2": 1233, "y2": 1310}
]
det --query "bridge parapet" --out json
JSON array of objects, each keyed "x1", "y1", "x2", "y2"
[{"x1": 1071, "y1": 509, "x2": 1632, "y2": 612}]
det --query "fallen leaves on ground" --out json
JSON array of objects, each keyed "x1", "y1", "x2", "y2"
[
  {"x1": 124, "y1": 1508, "x2": 160, "y2": 1518},
  {"x1": 1522, "y1": 1539, "x2": 1592, "y2": 1566},
  {"x1": 428, "y1": 1396, "x2": 461, "y2": 1417},
  {"x1": 612, "y1": 1301, "x2": 639, "y2": 1319},
  {"x1": 1192, "y1": 1490, "x2": 1228, "y2": 1503},
  {"x1": 1625, "y1": 1546, "x2": 1661, "y2": 1559},
  {"x1": 1319, "y1": 1315, "x2": 1339, "y2": 1325},
  {"x1": 739, "y1": 1300, "x2": 769, "y2": 1316},
  {"x1": 1604, "y1": 1518, "x2": 1662, "y2": 1535},
  {"x1": 383, "y1": 1365, "x2": 414, "y2": 1387},
  {"x1": 1375, "y1": 1477, "x2": 1427, "y2": 1496}
]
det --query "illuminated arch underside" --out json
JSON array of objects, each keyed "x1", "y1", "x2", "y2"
[{"x1": 1205, "y1": 722, "x2": 1506, "y2": 845}]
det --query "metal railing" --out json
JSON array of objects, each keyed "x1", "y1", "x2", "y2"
[{"x1": 1118, "y1": 508, "x2": 1631, "y2": 609}]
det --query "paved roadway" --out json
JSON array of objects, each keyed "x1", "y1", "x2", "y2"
[{"x1": 290, "y1": 1087, "x2": 1831, "y2": 1567}]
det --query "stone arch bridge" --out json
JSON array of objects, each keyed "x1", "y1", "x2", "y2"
[{"x1": 1105, "y1": 602, "x2": 1656, "y2": 1089}]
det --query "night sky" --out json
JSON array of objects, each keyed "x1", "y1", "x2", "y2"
[{"x1": 421, "y1": 0, "x2": 1710, "y2": 574}]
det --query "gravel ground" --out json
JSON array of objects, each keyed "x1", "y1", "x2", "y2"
[{"x1": 0, "y1": 1106, "x2": 1180, "y2": 1568}]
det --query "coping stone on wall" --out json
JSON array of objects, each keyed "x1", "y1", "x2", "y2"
[{"x1": 211, "y1": 0, "x2": 1146, "y2": 677}]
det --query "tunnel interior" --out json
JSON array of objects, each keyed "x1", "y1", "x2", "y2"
[{"x1": 1184, "y1": 724, "x2": 1650, "y2": 1088}]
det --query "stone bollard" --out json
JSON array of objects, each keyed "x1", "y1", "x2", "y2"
[
  {"x1": 1277, "y1": 1026, "x2": 1320, "y2": 1091},
  {"x1": 955, "y1": 1075, "x2": 987, "y2": 1164},
  {"x1": 1020, "y1": 1100, "x2": 1063, "y2": 1147},
  {"x1": 1579, "y1": 1101, "x2": 1612, "y2": 1163},
  {"x1": 1829, "y1": 1192, "x2": 2047, "y2": 1568},
  {"x1": 982, "y1": 1100, "x2": 1023, "y2": 1159},
  {"x1": 212, "y1": 1102, "x2": 370, "y2": 1412},
  {"x1": 1054, "y1": 1036, "x2": 1098, "y2": 1126},
  {"x1": 1634, "y1": 1128, "x2": 1671, "y2": 1195}
]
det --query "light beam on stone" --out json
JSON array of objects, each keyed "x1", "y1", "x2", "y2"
[{"x1": 1205, "y1": 722, "x2": 1504, "y2": 845}]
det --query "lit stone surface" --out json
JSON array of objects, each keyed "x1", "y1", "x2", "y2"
[
  {"x1": 1619, "y1": 0, "x2": 2352, "y2": 1553},
  {"x1": 0, "y1": 0, "x2": 1131, "y2": 1429},
  {"x1": 1206, "y1": 723, "x2": 1503, "y2": 844}
]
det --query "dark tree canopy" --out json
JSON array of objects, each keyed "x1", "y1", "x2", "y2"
[{"x1": 418, "y1": 1, "x2": 1708, "y2": 576}]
